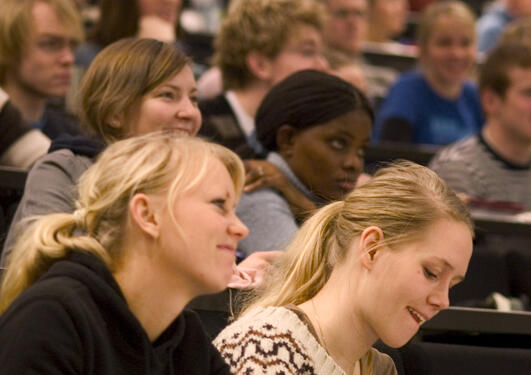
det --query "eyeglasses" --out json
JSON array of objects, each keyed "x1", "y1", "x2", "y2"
[
  {"x1": 330, "y1": 8, "x2": 367, "y2": 20},
  {"x1": 282, "y1": 47, "x2": 326, "y2": 60}
]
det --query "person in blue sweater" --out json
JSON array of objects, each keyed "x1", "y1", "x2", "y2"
[{"x1": 372, "y1": 1, "x2": 484, "y2": 146}]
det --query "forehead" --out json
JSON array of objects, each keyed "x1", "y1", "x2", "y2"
[
  {"x1": 328, "y1": 0, "x2": 368, "y2": 10},
  {"x1": 157, "y1": 65, "x2": 195, "y2": 88},
  {"x1": 507, "y1": 66, "x2": 531, "y2": 88},
  {"x1": 402, "y1": 219, "x2": 473, "y2": 276},
  {"x1": 182, "y1": 158, "x2": 235, "y2": 198},
  {"x1": 300, "y1": 110, "x2": 372, "y2": 139},
  {"x1": 429, "y1": 14, "x2": 474, "y2": 37},
  {"x1": 30, "y1": 1, "x2": 74, "y2": 37},
  {"x1": 284, "y1": 23, "x2": 322, "y2": 46}
]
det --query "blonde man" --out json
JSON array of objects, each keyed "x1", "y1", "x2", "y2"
[
  {"x1": 0, "y1": 0, "x2": 83, "y2": 139},
  {"x1": 198, "y1": 0, "x2": 328, "y2": 159}
]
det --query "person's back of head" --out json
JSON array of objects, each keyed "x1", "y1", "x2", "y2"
[
  {"x1": 214, "y1": 0, "x2": 326, "y2": 91},
  {"x1": 90, "y1": 0, "x2": 182, "y2": 48},
  {"x1": 77, "y1": 38, "x2": 190, "y2": 143},
  {"x1": 0, "y1": 132, "x2": 246, "y2": 313}
]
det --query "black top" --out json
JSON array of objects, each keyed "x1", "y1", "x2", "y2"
[
  {"x1": 198, "y1": 94, "x2": 260, "y2": 159},
  {"x1": 0, "y1": 251, "x2": 232, "y2": 375}
]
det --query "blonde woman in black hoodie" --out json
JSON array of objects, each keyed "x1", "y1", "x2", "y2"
[{"x1": 0, "y1": 133, "x2": 248, "y2": 374}]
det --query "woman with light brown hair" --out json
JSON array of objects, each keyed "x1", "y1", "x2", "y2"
[
  {"x1": 0, "y1": 133, "x2": 248, "y2": 373},
  {"x1": 215, "y1": 160, "x2": 474, "y2": 375}
]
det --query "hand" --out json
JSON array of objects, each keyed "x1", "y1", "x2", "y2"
[
  {"x1": 244, "y1": 160, "x2": 285, "y2": 193},
  {"x1": 229, "y1": 250, "x2": 283, "y2": 289},
  {"x1": 355, "y1": 173, "x2": 372, "y2": 187}
]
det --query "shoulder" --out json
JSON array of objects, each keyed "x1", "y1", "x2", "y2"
[
  {"x1": 214, "y1": 307, "x2": 324, "y2": 375},
  {"x1": 430, "y1": 136, "x2": 482, "y2": 166},
  {"x1": 26, "y1": 149, "x2": 92, "y2": 190},
  {"x1": 362, "y1": 348, "x2": 398, "y2": 375},
  {"x1": 380, "y1": 71, "x2": 426, "y2": 109},
  {"x1": 0, "y1": 280, "x2": 90, "y2": 371}
]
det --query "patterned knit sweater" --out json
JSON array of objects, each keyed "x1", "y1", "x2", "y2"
[{"x1": 214, "y1": 306, "x2": 397, "y2": 375}]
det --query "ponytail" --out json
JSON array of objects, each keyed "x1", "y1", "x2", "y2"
[
  {"x1": 0, "y1": 212, "x2": 110, "y2": 313},
  {"x1": 241, "y1": 201, "x2": 344, "y2": 315}
]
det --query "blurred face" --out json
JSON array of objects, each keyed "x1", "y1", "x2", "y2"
[
  {"x1": 283, "y1": 110, "x2": 372, "y2": 201},
  {"x1": 369, "y1": 0, "x2": 408, "y2": 40},
  {"x1": 324, "y1": 0, "x2": 368, "y2": 53},
  {"x1": 420, "y1": 15, "x2": 476, "y2": 88},
  {"x1": 489, "y1": 67, "x2": 531, "y2": 144},
  {"x1": 266, "y1": 23, "x2": 328, "y2": 86},
  {"x1": 11, "y1": 1, "x2": 78, "y2": 99},
  {"x1": 128, "y1": 65, "x2": 202, "y2": 136},
  {"x1": 360, "y1": 219, "x2": 472, "y2": 348},
  {"x1": 137, "y1": 0, "x2": 181, "y2": 24},
  {"x1": 506, "y1": 0, "x2": 531, "y2": 18},
  {"x1": 156, "y1": 159, "x2": 248, "y2": 296}
]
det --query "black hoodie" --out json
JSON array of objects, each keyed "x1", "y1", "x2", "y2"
[{"x1": 0, "y1": 251, "x2": 233, "y2": 375}]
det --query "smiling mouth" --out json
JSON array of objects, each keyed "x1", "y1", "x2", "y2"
[{"x1": 407, "y1": 307, "x2": 427, "y2": 324}]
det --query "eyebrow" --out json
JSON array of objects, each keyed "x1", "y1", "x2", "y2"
[{"x1": 160, "y1": 84, "x2": 198, "y2": 94}]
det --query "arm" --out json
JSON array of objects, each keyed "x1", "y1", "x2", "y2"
[
  {"x1": 0, "y1": 89, "x2": 51, "y2": 169},
  {"x1": 244, "y1": 160, "x2": 316, "y2": 221},
  {"x1": 1, "y1": 150, "x2": 92, "y2": 265},
  {"x1": 235, "y1": 189, "x2": 299, "y2": 257}
]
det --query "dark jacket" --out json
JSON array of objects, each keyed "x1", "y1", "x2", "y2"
[
  {"x1": 199, "y1": 95, "x2": 260, "y2": 159},
  {"x1": 0, "y1": 251, "x2": 232, "y2": 375}
]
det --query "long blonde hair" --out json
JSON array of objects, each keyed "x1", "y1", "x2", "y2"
[
  {"x1": 0, "y1": 133, "x2": 245, "y2": 313},
  {"x1": 241, "y1": 160, "x2": 473, "y2": 314}
]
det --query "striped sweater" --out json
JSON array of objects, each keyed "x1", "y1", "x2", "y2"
[
  {"x1": 214, "y1": 306, "x2": 397, "y2": 375},
  {"x1": 430, "y1": 133, "x2": 531, "y2": 210}
]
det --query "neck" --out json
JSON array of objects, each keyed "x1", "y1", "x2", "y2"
[
  {"x1": 422, "y1": 67, "x2": 462, "y2": 100},
  {"x1": 231, "y1": 84, "x2": 269, "y2": 118},
  {"x1": 483, "y1": 123, "x2": 531, "y2": 166},
  {"x1": 113, "y1": 239, "x2": 191, "y2": 342},
  {"x1": 298, "y1": 273, "x2": 375, "y2": 374},
  {"x1": 3, "y1": 78, "x2": 47, "y2": 123}
]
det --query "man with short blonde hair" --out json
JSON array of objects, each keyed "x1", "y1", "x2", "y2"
[{"x1": 0, "y1": 0, "x2": 83, "y2": 138}]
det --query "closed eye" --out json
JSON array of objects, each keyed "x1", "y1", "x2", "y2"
[
  {"x1": 423, "y1": 267, "x2": 438, "y2": 280},
  {"x1": 158, "y1": 90, "x2": 176, "y2": 100},
  {"x1": 212, "y1": 198, "x2": 227, "y2": 212}
]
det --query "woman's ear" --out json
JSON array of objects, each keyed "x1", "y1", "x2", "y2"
[
  {"x1": 128, "y1": 193, "x2": 161, "y2": 240},
  {"x1": 276, "y1": 125, "x2": 297, "y2": 158},
  {"x1": 359, "y1": 226, "x2": 385, "y2": 270}
]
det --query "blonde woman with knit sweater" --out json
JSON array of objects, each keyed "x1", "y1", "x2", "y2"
[{"x1": 214, "y1": 161, "x2": 474, "y2": 375}]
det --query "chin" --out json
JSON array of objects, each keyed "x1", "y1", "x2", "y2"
[{"x1": 380, "y1": 331, "x2": 417, "y2": 348}]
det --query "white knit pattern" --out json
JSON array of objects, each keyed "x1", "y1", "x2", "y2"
[{"x1": 214, "y1": 306, "x2": 346, "y2": 375}]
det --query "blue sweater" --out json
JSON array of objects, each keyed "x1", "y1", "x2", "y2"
[{"x1": 373, "y1": 70, "x2": 484, "y2": 145}]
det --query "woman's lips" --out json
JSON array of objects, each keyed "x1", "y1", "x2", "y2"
[
  {"x1": 337, "y1": 179, "x2": 357, "y2": 192},
  {"x1": 407, "y1": 306, "x2": 427, "y2": 324}
]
